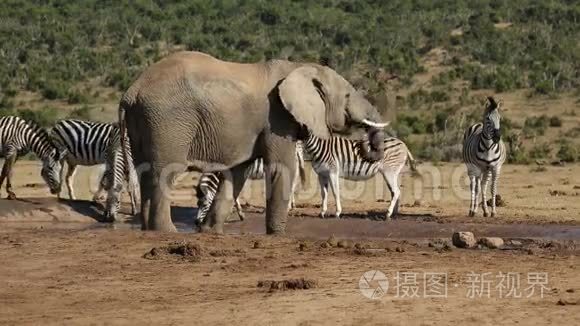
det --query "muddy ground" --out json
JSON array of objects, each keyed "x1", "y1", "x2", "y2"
[{"x1": 0, "y1": 162, "x2": 579, "y2": 325}]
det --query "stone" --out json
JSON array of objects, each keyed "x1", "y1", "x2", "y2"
[
  {"x1": 479, "y1": 237, "x2": 505, "y2": 249},
  {"x1": 452, "y1": 232, "x2": 477, "y2": 249}
]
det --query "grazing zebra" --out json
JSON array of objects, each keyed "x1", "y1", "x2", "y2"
[
  {"x1": 304, "y1": 133, "x2": 417, "y2": 220},
  {"x1": 50, "y1": 119, "x2": 138, "y2": 220},
  {"x1": 0, "y1": 116, "x2": 63, "y2": 198},
  {"x1": 462, "y1": 97, "x2": 506, "y2": 217},
  {"x1": 102, "y1": 128, "x2": 139, "y2": 222},
  {"x1": 195, "y1": 143, "x2": 306, "y2": 225}
]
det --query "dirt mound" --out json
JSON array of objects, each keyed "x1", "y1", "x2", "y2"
[
  {"x1": 143, "y1": 242, "x2": 204, "y2": 262},
  {"x1": 257, "y1": 278, "x2": 318, "y2": 292}
]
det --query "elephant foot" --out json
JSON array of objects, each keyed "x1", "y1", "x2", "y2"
[{"x1": 6, "y1": 191, "x2": 16, "y2": 200}]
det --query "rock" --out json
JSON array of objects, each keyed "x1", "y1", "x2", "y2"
[
  {"x1": 337, "y1": 240, "x2": 353, "y2": 248},
  {"x1": 327, "y1": 235, "x2": 338, "y2": 248},
  {"x1": 452, "y1": 232, "x2": 477, "y2": 249},
  {"x1": 507, "y1": 240, "x2": 523, "y2": 246},
  {"x1": 298, "y1": 242, "x2": 307, "y2": 252},
  {"x1": 479, "y1": 237, "x2": 505, "y2": 249},
  {"x1": 557, "y1": 298, "x2": 578, "y2": 306},
  {"x1": 253, "y1": 241, "x2": 262, "y2": 249}
]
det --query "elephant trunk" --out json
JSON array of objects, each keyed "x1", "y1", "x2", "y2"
[{"x1": 359, "y1": 127, "x2": 385, "y2": 162}]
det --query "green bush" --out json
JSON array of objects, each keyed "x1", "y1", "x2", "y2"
[
  {"x1": 528, "y1": 143, "x2": 552, "y2": 160},
  {"x1": 67, "y1": 105, "x2": 92, "y2": 120},
  {"x1": 17, "y1": 107, "x2": 59, "y2": 127},
  {"x1": 549, "y1": 116, "x2": 563, "y2": 127},
  {"x1": 556, "y1": 141, "x2": 578, "y2": 162},
  {"x1": 523, "y1": 115, "x2": 549, "y2": 137}
]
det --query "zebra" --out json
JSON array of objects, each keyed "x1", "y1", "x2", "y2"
[
  {"x1": 101, "y1": 128, "x2": 139, "y2": 222},
  {"x1": 303, "y1": 132, "x2": 417, "y2": 220},
  {"x1": 462, "y1": 96, "x2": 506, "y2": 218},
  {"x1": 195, "y1": 142, "x2": 306, "y2": 225},
  {"x1": 50, "y1": 119, "x2": 138, "y2": 220},
  {"x1": 0, "y1": 116, "x2": 64, "y2": 198}
]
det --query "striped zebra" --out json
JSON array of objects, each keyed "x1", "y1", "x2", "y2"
[
  {"x1": 462, "y1": 97, "x2": 506, "y2": 217},
  {"x1": 0, "y1": 116, "x2": 64, "y2": 198},
  {"x1": 50, "y1": 119, "x2": 138, "y2": 220},
  {"x1": 304, "y1": 133, "x2": 417, "y2": 220},
  {"x1": 195, "y1": 143, "x2": 306, "y2": 225}
]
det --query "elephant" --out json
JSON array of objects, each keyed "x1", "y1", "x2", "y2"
[{"x1": 118, "y1": 51, "x2": 389, "y2": 234}]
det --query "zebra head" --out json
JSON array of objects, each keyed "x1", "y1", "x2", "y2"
[
  {"x1": 483, "y1": 97, "x2": 502, "y2": 144},
  {"x1": 41, "y1": 148, "x2": 65, "y2": 195}
]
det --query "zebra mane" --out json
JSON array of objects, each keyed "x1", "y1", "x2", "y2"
[
  {"x1": 22, "y1": 119, "x2": 60, "y2": 157},
  {"x1": 485, "y1": 96, "x2": 499, "y2": 111}
]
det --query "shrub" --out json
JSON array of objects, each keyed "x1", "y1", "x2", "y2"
[
  {"x1": 40, "y1": 81, "x2": 69, "y2": 100},
  {"x1": 67, "y1": 90, "x2": 91, "y2": 105},
  {"x1": 528, "y1": 143, "x2": 552, "y2": 160},
  {"x1": 67, "y1": 105, "x2": 92, "y2": 120},
  {"x1": 17, "y1": 107, "x2": 59, "y2": 127},
  {"x1": 549, "y1": 116, "x2": 563, "y2": 127},
  {"x1": 523, "y1": 115, "x2": 549, "y2": 137},
  {"x1": 556, "y1": 141, "x2": 578, "y2": 162}
]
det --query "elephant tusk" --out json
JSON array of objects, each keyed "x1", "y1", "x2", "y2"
[{"x1": 362, "y1": 119, "x2": 390, "y2": 128}]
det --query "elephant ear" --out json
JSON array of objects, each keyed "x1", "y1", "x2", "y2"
[{"x1": 278, "y1": 66, "x2": 331, "y2": 139}]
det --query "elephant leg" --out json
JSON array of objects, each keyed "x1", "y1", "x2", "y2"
[
  {"x1": 202, "y1": 163, "x2": 249, "y2": 234},
  {"x1": 139, "y1": 168, "x2": 153, "y2": 230},
  {"x1": 264, "y1": 139, "x2": 297, "y2": 235},
  {"x1": 148, "y1": 164, "x2": 184, "y2": 232}
]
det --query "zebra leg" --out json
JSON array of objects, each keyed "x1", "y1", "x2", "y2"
[
  {"x1": 491, "y1": 168, "x2": 500, "y2": 217},
  {"x1": 234, "y1": 197, "x2": 245, "y2": 221},
  {"x1": 65, "y1": 163, "x2": 77, "y2": 200},
  {"x1": 383, "y1": 172, "x2": 401, "y2": 220},
  {"x1": 473, "y1": 176, "x2": 482, "y2": 216},
  {"x1": 317, "y1": 174, "x2": 329, "y2": 218},
  {"x1": 468, "y1": 175, "x2": 476, "y2": 217},
  {"x1": 480, "y1": 170, "x2": 490, "y2": 217},
  {"x1": 57, "y1": 160, "x2": 66, "y2": 199},
  {"x1": 93, "y1": 169, "x2": 108, "y2": 202},
  {"x1": 0, "y1": 153, "x2": 17, "y2": 200},
  {"x1": 328, "y1": 171, "x2": 341, "y2": 218}
]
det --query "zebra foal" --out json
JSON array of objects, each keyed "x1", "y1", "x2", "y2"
[
  {"x1": 462, "y1": 97, "x2": 506, "y2": 217},
  {"x1": 0, "y1": 116, "x2": 63, "y2": 198},
  {"x1": 304, "y1": 133, "x2": 417, "y2": 220}
]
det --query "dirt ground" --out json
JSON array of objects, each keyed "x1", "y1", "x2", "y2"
[{"x1": 1, "y1": 161, "x2": 579, "y2": 325}]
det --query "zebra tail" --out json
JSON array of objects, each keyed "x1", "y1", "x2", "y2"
[
  {"x1": 297, "y1": 145, "x2": 306, "y2": 186},
  {"x1": 407, "y1": 149, "x2": 420, "y2": 177},
  {"x1": 118, "y1": 103, "x2": 129, "y2": 176}
]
